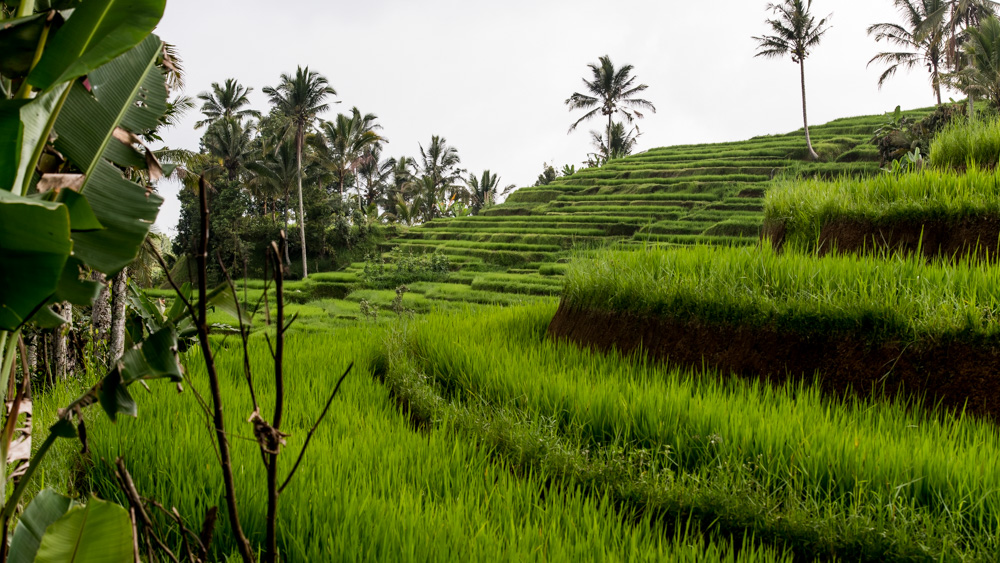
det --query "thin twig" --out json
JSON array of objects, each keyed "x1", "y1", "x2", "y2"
[
  {"x1": 281, "y1": 313, "x2": 300, "y2": 335},
  {"x1": 194, "y1": 175, "x2": 254, "y2": 563},
  {"x1": 263, "y1": 238, "x2": 285, "y2": 563},
  {"x1": 215, "y1": 251, "x2": 259, "y2": 412},
  {"x1": 144, "y1": 498, "x2": 210, "y2": 560},
  {"x1": 114, "y1": 458, "x2": 180, "y2": 563},
  {"x1": 279, "y1": 362, "x2": 353, "y2": 494}
]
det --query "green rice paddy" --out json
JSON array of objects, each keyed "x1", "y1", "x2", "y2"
[{"x1": 29, "y1": 106, "x2": 1000, "y2": 561}]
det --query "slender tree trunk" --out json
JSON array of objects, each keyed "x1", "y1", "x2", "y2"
[
  {"x1": 40, "y1": 334, "x2": 50, "y2": 387},
  {"x1": 109, "y1": 268, "x2": 128, "y2": 362},
  {"x1": 52, "y1": 304, "x2": 70, "y2": 380},
  {"x1": 296, "y1": 127, "x2": 308, "y2": 279},
  {"x1": 91, "y1": 272, "x2": 111, "y2": 366},
  {"x1": 282, "y1": 189, "x2": 292, "y2": 266},
  {"x1": 799, "y1": 59, "x2": 819, "y2": 161},
  {"x1": 933, "y1": 61, "x2": 942, "y2": 106},
  {"x1": 26, "y1": 334, "x2": 36, "y2": 378}
]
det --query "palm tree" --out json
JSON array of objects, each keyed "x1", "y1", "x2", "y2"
[
  {"x1": 248, "y1": 139, "x2": 297, "y2": 222},
  {"x1": 753, "y1": 0, "x2": 831, "y2": 161},
  {"x1": 915, "y1": 0, "x2": 999, "y2": 70},
  {"x1": 202, "y1": 117, "x2": 257, "y2": 181},
  {"x1": 868, "y1": 1, "x2": 948, "y2": 105},
  {"x1": 313, "y1": 107, "x2": 383, "y2": 197},
  {"x1": 464, "y1": 170, "x2": 516, "y2": 214},
  {"x1": 958, "y1": 15, "x2": 1000, "y2": 106},
  {"x1": 565, "y1": 55, "x2": 656, "y2": 146},
  {"x1": 263, "y1": 66, "x2": 336, "y2": 278},
  {"x1": 589, "y1": 121, "x2": 640, "y2": 166},
  {"x1": 356, "y1": 145, "x2": 394, "y2": 207},
  {"x1": 194, "y1": 78, "x2": 261, "y2": 129},
  {"x1": 386, "y1": 193, "x2": 419, "y2": 226},
  {"x1": 418, "y1": 136, "x2": 464, "y2": 217}
]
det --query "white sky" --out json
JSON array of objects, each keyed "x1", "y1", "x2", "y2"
[{"x1": 151, "y1": 0, "x2": 945, "y2": 235}]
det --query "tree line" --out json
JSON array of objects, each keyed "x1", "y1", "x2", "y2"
[
  {"x1": 753, "y1": 0, "x2": 1000, "y2": 160},
  {"x1": 171, "y1": 70, "x2": 517, "y2": 280}
]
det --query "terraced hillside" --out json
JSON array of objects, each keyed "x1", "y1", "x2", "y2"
[
  {"x1": 285, "y1": 109, "x2": 929, "y2": 313},
  {"x1": 363, "y1": 111, "x2": 923, "y2": 301}
]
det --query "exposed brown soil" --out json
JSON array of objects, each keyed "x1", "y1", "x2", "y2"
[
  {"x1": 765, "y1": 216, "x2": 1000, "y2": 260},
  {"x1": 548, "y1": 302, "x2": 1000, "y2": 420}
]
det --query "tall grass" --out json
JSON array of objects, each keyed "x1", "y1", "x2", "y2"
[
  {"x1": 930, "y1": 118, "x2": 1000, "y2": 169},
  {"x1": 765, "y1": 166, "x2": 1000, "y2": 249},
  {"x1": 562, "y1": 245, "x2": 1000, "y2": 342},
  {"x1": 391, "y1": 303, "x2": 1000, "y2": 560},
  {"x1": 72, "y1": 328, "x2": 789, "y2": 561}
]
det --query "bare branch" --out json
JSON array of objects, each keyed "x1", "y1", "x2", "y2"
[{"x1": 279, "y1": 362, "x2": 353, "y2": 494}]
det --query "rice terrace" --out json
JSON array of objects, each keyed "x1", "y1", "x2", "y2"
[{"x1": 6, "y1": 0, "x2": 1000, "y2": 561}]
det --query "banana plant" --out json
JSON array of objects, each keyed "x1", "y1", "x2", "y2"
[{"x1": 0, "y1": 0, "x2": 198, "y2": 559}]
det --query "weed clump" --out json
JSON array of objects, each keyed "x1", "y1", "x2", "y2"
[{"x1": 361, "y1": 249, "x2": 450, "y2": 289}]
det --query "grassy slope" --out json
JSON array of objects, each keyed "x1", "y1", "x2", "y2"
[
  {"x1": 31, "y1": 109, "x2": 956, "y2": 561},
  {"x1": 326, "y1": 109, "x2": 930, "y2": 309}
]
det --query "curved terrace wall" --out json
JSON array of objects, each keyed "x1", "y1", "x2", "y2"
[{"x1": 548, "y1": 301, "x2": 1000, "y2": 420}]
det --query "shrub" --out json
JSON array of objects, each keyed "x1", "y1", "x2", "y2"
[
  {"x1": 361, "y1": 249, "x2": 450, "y2": 289},
  {"x1": 929, "y1": 118, "x2": 1000, "y2": 169}
]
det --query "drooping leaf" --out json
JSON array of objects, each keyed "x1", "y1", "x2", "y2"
[
  {"x1": 0, "y1": 189, "x2": 71, "y2": 331},
  {"x1": 27, "y1": 0, "x2": 165, "y2": 90},
  {"x1": 49, "y1": 417, "x2": 77, "y2": 439},
  {"x1": 34, "y1": 496, "x2": 133, "y2": 563},
  {"x1": 52, "y1": 35, "x2": 166, "y2": 273},
  {"x1": 8, "y1": 489, "x2": 73, "y2": 563},
  {"x1": 117, "y1": 325, "x2": 182, "y2": 383},
  {"x1": 0, "y1": 12, "x2": 54, "y2": 79},
  {"x1": 0, "y1": 83, "x2": 71, "y2": 195},
  {"x1": 53, "y1": 188, "x2": 103, "y2": 232},
  {"x1": 97, "y1": 367, "x2": 136, "y2": 421},
  {"x1": 53, "y1": 257, "x2": 101, "y2": 306}
]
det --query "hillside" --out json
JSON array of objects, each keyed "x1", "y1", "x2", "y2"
[{"x1": 326, "y1": 109, "x2": 929, "y2": 310}]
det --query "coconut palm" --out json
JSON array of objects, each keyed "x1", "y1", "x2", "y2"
[
  {"x1": 565, "y1": 55, "x2": 656, "y2": 145},
  {"x1": 916, "y1": 0, "x2": 1000, "y2": 69},
  {"x1": 753, "y1": 0, "x2": 831, "y2": 161},
  {"x1": 313, "y1": 107, "x2": 383, "y2": 197},
  {"x1": 589, "y1": 121, "x2": 640, "y2": 166},
  {"x1": 386, "y1": 193, "x2": 419, "y2": 226},
  {"x1": 263, "y1": 66, "x2": 337, "y2": 278},
  {"x1": 356, "y1": 145, "x2": 394, "y2": 207},
  {"x1": 202, "y1": 117, "x2": 257, "y2": 181},
  {"x1": 958, "y1": 15, "x2": 1000, "y2": 106},
  {"x1": 868, "y1": 1, "x2": 948, "y2": 105},
  {"x1": 464, "y1": 170, "x2": 516, "y2": 214},
  {"x1": 194, "y1": 78, "x2": 261, "y2": 129},
  {"x1": 388, "y1": 155, "x2": 417, "y2": 196},
  {"x1": 418, "y1": 136, "x2": 464, "y2": 216}
]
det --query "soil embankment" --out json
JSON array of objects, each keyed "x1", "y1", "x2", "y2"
[
  {"x1": 548, "y1": 301, "x2": 1000, "y2": 420},
  {"x1": 763, "y1": 216, "x2": 1000, "y2": 260}
]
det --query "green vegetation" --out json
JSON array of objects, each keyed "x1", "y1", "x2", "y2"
[
  {"x1": 764, "y1": 166, "x2": 1000, "y2": 249},
  {"x1": 75, "y1": 327, "x2": 794, "y2": 562},
  {"x1": 383, "y1": 305, "x2": 1000, "y2": 561},
  {"x1": 562, "y1": 244, "x2": 1000, "y2": 342},
  {"x1": 753, "y1": 0, "x2": 831, "y2": 160},
  {"x1": 929, "y1": 117, "x2": 1000, "y2": 169}
]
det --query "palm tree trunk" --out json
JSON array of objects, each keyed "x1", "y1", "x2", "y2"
[
  {"x1": 933, "y1": 61, "x2": 942, "y2": 106},
  {"x1": 282, "y1": 189, "x2": 291, "y2": 265},
  {"x1": 90, "y1": 272, "x2": 111, "y2": 367},
  {"x1": 109, "y1": 268, "x2": 128, "y2": 362},
  {"x1": 52, "y1": 303, "x2": 70, "y2": 380},
  {"x1": 799, "y1": 59, "x2": 819, "y2": 161},
  {"x1": 296, "y1": 127, "x2": 308, "y2": 279}
]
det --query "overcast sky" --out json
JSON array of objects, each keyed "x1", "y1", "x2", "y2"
[{"x1": 151, "y1": 0, "x2": 944, "y2": 235}]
